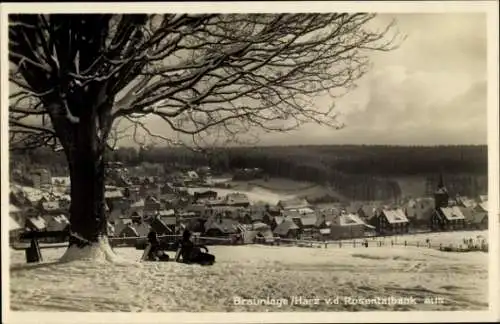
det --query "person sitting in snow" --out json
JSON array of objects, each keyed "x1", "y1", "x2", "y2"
[
  {"x1": 175, "y1": 229, "x2": 215, "y2": 265},
  {"x1": 146, "y1": 230, "x2": 169, "y2": 262}
]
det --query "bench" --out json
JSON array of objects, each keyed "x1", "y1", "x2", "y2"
[{"x1": 13, "y1": 230, "x2": 70, "y2": 263}]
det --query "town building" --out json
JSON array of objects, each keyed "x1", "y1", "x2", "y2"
[
  {"x1": 374, "y1": 208, "x2": 410, "y2": 235},
  {"x1": 430, "y1": 174, "x2": 466, "y2": 231},
  {"x1": 330, "y1": 213, "x2": 367, "y2": 240}
]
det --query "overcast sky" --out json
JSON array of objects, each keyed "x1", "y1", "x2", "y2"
[{"x1": 127, "y1": 13, "x2": 487, "y2": 148}]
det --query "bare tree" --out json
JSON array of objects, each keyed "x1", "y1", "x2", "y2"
[{"x1": 9, "y1": 13, "x2": 401, "y2": 261}]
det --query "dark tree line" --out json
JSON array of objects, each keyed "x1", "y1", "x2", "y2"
[{"x1": 14, "y1": 144, "x2": 488, "y2": 201}]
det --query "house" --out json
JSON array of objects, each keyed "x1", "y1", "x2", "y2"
[
  {"x1": 428, "y1": 173, "x2": 466, "y2": 231},
  {"x1": 105, "y1": 188, "x2": 124, "y2": 201},
  {"x1": 273, "y1": 217, "x2": 300, "y2": 238},
  {"x1": 375, "y1": 209, "x2": 410, "y2": 235},
  {"x1": 241, "y1": 222, "x2": 274, "y2": 244},
  {"x1": 205, "y1": 198, "x2": 229, "y2": 207},
  {"x1": 315, "y1": 212, "x2": 338, "y2": 229},
  {"x1": 204, "y1": 215, "x2": 240, "y2": 236},
  {"x1": 25, "y1": 215, "x2": 47, "y2": 232},
  {"x1": 282, "y1": 210, "x2": 317, "y2": 231},
  {"x1": 31, "y1": 169, "x2": 51, "y2": 188},
  {"x1": 193, "y1": 190, "x2": 218, "y2": 202},
  {"x1": 39, "y1": 200, "x2": 63, "y2": 215},
  {"x1": 144, "y1": 196, "x2": 162, "y2": 214},
  {"x1": 277, "y1": 198, "x2": 310, "y2": 211},
  {"x1": 330, "y1": 213, "x2": 367, "y2": 240},
  {"x1": 44, "y1": 214, "x2": 70, "y2": 232},
  {"x1": 225, "y1": 193, "x2": 250, "y2": 207},
  {"x1": 51, "y1": 176, "x2": 71, "y2": 187},
  {"x1": 405, "y1": 198, "x2": 434, "y2": 227},
  {"x1": 431, "y1": 206, "x2": 466, "y2": 231},
  {"x1": 158, "y1": 209, "x2": 176, "y2": 218}
]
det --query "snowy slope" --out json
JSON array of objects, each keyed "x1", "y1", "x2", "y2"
[{"x1": 10, "y1": 231, "x2": 488, "y2": 312}]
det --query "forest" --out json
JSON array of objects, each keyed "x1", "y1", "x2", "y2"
[{"x1": 10, "y1": 144, "x2": 488, "y2": 202}]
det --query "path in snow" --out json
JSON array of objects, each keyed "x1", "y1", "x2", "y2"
[{"x1": 10, "y1": 233, "x2": 488, "y2": 312}]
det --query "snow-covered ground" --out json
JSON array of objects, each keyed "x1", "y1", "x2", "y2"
[
  {"x1": 10, "y1": 231, "x2": 488, "y2": 312},
  {"x1": 187, "y1": 186, "x2": 296, "y2": 205}
]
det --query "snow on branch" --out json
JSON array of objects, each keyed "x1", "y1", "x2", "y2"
[
  {"x1": 108, "y1": 13, "x2": 402, "y2": 141},
  {"x1": 8, "y1": 13, "x2": 402, "y2": 153}
]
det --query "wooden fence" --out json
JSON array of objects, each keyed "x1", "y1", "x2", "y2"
[{"x1": 12, "y1": 233, "x2": 487, "y2": 253}]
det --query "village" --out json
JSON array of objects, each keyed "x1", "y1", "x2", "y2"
[{"x1": 8, "y1": 162, "x2": 489, "y2": 247}]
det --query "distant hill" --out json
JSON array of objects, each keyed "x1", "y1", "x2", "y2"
[{"x1": 10, "y1": 144, "x2": 488, "y2": 201}]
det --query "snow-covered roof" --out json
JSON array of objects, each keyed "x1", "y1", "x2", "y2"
[
  {"x1": 159, "y1": 209, "x2": 175, "y2": 217},
  {"x1": 319, "y1": 228, "x2": 331, "y2": 235},
  {"x1": 105, "y1": 190, "x2": 124, "y2": 199},
  {"x1": 273, "y1": 218, "x2": 299, "y2": 236},
  {"x1": 278, "y1": 198, "x2": 310, "y2": 210},
  {"x1": 42, "y1": 201, "x2": 60, "y2": 211},
  {"x1": 225, "y1": 192, "x2": 250, "y2": 204},
  {"x1": 160, "y1": 216, "x2": 177, "y2": 225},
  {"x1": 291, "y1": 207, "x2": 315, "y2": 214},
  {"x1": 130, "y1": 199, "x2": 145, "y2": 208},
  {"x1": 51, "y1": 177, "x2": 70, "y2": 185},
  {"x1": 440, "y1": 206, "x2": 466, "y2": 221},
  {"x1": 381, "y1": 209, "x2": 409, "y2": 224},
  {"x1": 205, "y1": 217, "x2": 240, "y2": 233},
  {"x1": 338, "y1": 213, "x2": 365, "y2": 226},
  {"x1": 50, "y1": 214, "x2": 70, "y2": 224},
  {"x1": 251, "y1": 222, "x2": 270, "y2": 231},
  {"x1": 26, "y1": 216, "x2": 47, "y2": 230},
  {"x1": 299, "y1": 213, "x2": 318, "y2": 226}
]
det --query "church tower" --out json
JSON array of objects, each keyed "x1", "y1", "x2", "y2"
[{"x1": 434, "y1": 172, "x2": 449, "y2": 209}]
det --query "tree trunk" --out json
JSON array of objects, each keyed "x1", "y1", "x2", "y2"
[
  {"x1": 68, "y1": 146, "x2": 107, "y2": 244},
  {"x1": 57, "y1": 104, "x2": 119, "y2": 262}
]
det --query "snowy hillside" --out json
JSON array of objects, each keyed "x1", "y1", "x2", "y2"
[{"x1": 10, "y1": 230, "x2": 488, "y2": 312}]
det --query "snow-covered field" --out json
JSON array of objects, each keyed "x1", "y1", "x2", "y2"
[
  {"x1": 187, "y1": 186, "x2": 296, "y2": 204},
  {"x1": 10, "y1": 231, "x2": 488, "y2": 312}
]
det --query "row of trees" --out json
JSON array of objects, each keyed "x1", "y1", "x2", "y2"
[{"x1": 14, "y1": 144, "x2": 487, "y2": 201}]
